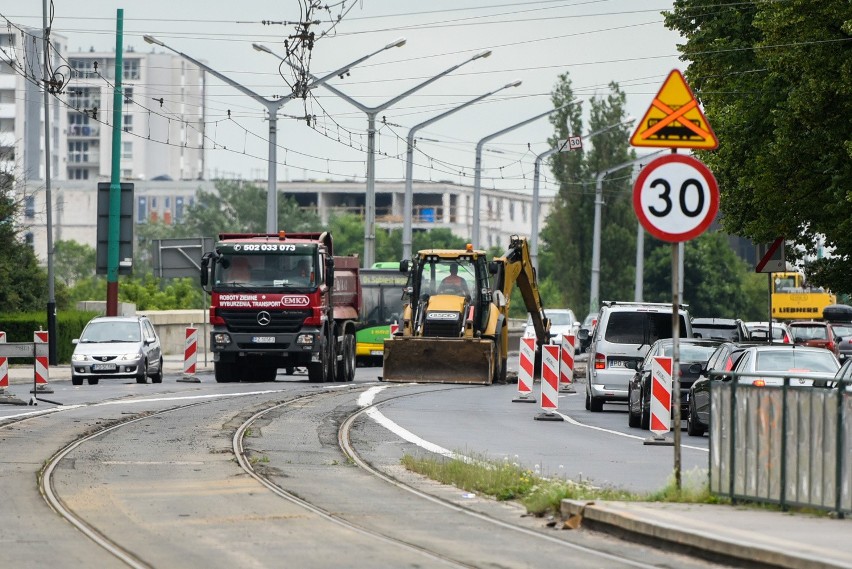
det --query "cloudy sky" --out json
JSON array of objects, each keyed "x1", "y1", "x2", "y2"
[{"x1": 3, "y1": 1, "x2": 684, "y2": 194}]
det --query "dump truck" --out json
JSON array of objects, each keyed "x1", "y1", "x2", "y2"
[
  {"x1": 382, "y1": 235, "x2": 550, "y2": 385},
  {"x1": 200, "y1": 232, "x2": 360, "y2": 383}
]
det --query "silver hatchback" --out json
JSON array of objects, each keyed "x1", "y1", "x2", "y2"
[{"x1": 71, "y1": 316, "x2": 164, "y2": 385}]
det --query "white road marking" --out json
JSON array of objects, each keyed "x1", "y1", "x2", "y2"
[{"x1": 555, "y1": 411, "x2": 708, "y2": 452}]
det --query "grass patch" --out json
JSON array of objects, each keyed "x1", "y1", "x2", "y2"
[{"x1": 401, "y1": 453, "x2": 727, "y2": 517}]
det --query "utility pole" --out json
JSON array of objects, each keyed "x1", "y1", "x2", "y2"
[
  {"x1": 42, "y1": 0, "x2": 56, "y2": 362},
  {"x1": 106, "y1": 9, "x2": 124, "y2": 316}
]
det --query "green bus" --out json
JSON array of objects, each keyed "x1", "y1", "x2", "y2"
[{"x1": 357, "y1": 267, "x2": 408, "y2": 365}]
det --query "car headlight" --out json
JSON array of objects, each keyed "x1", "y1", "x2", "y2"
[
  {"x1": 72, "y1": 353, "x2": 89, "y2": 362},
  {"x1": 296, "y1": 334, "x2": 314, "y2": 346}
]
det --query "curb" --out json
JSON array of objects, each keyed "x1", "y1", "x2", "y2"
[{"x1": 561, "y1": 500, "x2": 850, "y2": 569}]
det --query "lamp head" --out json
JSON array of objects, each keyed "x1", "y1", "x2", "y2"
[
  {"x1": 252, "y1": 43, "x2": 273, "y2": 54},
  {"x1": 143, "y1": 35, "x2": 164, "y2": 47},
  {"x1": 505, "y1": 79, "x2": 522, "y2": 88},
  {"x1": 473, "y1": 50, "x2": 492, "y2": 60},
  {"x1": 385, "y1": 37, "x2": 407, "y2": 49}
]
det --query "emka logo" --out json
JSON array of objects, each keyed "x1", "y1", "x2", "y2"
[{"x1": 282, "y1": 295, "x2": 310, "y2": 307}]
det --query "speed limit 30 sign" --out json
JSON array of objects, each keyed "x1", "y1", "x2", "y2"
[{"x1": 633, "y1": 154, "x2": 719, "y2": 242}]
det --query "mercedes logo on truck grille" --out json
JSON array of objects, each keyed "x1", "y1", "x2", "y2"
[{"x1": 257, "y1": 311, "x2": 272, "y2": 326}]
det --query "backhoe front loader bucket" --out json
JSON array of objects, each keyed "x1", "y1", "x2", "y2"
[{"x1": 382, "y1": 337, "x2": 495, "y2": 385}]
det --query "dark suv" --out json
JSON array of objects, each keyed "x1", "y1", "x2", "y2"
[{"x1": 691, "y1": 317, "x2": 749, "y2": 342}]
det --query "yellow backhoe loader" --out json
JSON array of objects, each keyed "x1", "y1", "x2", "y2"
[{"x1": 382, "y1": 235, "x2": 550, "y2": 384}]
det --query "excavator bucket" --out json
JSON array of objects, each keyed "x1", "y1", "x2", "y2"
[{"x1": 382, "y1": 337, "x2": 495, "y2": 385}]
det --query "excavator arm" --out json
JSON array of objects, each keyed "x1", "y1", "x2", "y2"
[{"x1": 492, "y1": 235, "x2": 550, "y2": 346}]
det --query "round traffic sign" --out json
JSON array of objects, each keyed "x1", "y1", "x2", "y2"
[{"x1": 633, "y1": 154, "x2": 719, "y2": 242}]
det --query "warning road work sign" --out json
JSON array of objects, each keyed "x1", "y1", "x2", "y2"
[{"x1": 630, "y1": 69, "x2": 718, "y2": 150}]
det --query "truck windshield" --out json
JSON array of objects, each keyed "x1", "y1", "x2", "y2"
[{"x1": 216, "y1": 253, "x2": 316, "y2": 289}]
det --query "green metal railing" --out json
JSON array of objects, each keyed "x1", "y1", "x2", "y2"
[{"x1": 709, "y1": 371, "x2": 850, "y2": 517}]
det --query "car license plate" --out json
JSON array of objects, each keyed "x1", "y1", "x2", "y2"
[
  {"x1": 609, "y1": 359, "x2": 628, "y2": 368},
  {"x1": 92, "y1": 363, "x2": 116, "y2": 371},
  {"x1": 252, "y1": 336, "x2": 275, "y2": 343},
  {"x1": 370, "y1": 350, "x2": 383, "y2": 356}
]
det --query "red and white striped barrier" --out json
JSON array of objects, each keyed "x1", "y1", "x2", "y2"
[
  {"x1": 389, "y1": 322, "x2": 399, "y2": 336},
  {"x1": 650, "y1": 356, "x2": 673, "y2": 437},
  {"x1": 177, "y1": 327, "x2": 201, "y2": 383},
  {"x1": 31, "y1": 331, "x2": 53, "y2": 394},
  {"x1": 540, "y1": 344, "x2": 560, "y2": 410},
  {"x1": 559, "y1": 334, "x2": 576, "y2": 392},
  {"x1": 0, "y1": 331, "x2": 8, "y2": 391},
  {"x1": 513, "y1": 337, "x2": 536, "y2": 402}
]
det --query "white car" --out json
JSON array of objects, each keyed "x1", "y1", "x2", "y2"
[
  {"x1": 71, "y1": 316, "x2": 164, "y2": 386},
  {"x1": 731, "y1": 344, "x2": 840, "y2": 387},
  {"x1": 524, "y1": 308, "x2": 578, "y2": 342}
]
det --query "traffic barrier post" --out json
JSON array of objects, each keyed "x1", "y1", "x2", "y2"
[
  {"x1": 0, "y1": 331, "x2": 25, "y2": 405},
  {"x1": 535, "y1": 344, "x2": 563, "y2": 421},
  {"x1": 559, "y1": 334, "x2": 576, "y2": 393},
  {"x1": 31, "y1": 331, "x2": 54, "y2": 394},
  {"x1": 644, "y1": 356, "x2": 673, "y2": 446},
  {"x1": 177, "y1": 327, "x2": 201, "y2": 383},
  {"x1": 513, "y1": 337, "x2": 536, "y2": 403}
]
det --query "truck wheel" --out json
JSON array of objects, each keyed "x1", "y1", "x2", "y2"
[
  {"x1": 215, "y1": 361, "x2": 236, "y2": 383},
  {"x1": 337, "y1": 334, "x2": 355, "y2": 382},
  {"x1": 308, "y1": 332, "x2": 331, "y2": 383}
]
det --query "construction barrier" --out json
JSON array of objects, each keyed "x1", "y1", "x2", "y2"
[
  {"x1": 645, "y1": 356, "x2": 672, "y2": 444},
  {"x1": 535, "y1": 344, "x2": 564, "y2": 421},
  {"x1": 513, "y1": 337, "x2": 536, "y2": 403},
  {"x1": 31, "y1": 331, "x2": 53, "y2": 394},
  {"x1": 177, "y1": 327, "x2": 201, "y2": 383},
  {"x1": 559, "y1": 334, "x2": 576, "y2": 393},
  {"x1": 0, "y1": 331, "x2": 7, "y2": 393}
]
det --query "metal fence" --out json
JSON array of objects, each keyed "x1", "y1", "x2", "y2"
[{"x1": 710, "y1": 371, "x2": 851, "y2": 516}]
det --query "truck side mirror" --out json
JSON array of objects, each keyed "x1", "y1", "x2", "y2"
[
  {"x1": 325, "y1": 257, "x2": 335, "y2": 287},
  {"x1": 200, "y1": 252, "x2": 213, "y2": 288},
  {"x1": 488, "y1": 261, "x2": 500, "y2": 275},
  {"x1": 399, "y1": 260, "x2": 409, "y2": 273}
]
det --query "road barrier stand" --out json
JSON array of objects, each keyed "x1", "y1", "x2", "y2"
[
  {"x1": 30, "y1": 331, "x2": 54, "y2": 395},
  {"x1": 559, "y1": 334, "x2": 576, "y2": 394},
  {"x1": 513, "y1": 337, "x2": 536, "y2": 403},
  {"x1": 177, "y1": 327, "x2": 201, "y2": 383},
  {"x1": 535, "y1": 344, "x2": 564, "y2": 421},
  {"x1": 644, "y1": 356, "x2": 673, "y2": 446},
  {"x1": 0, "y1": 332, "x2": 25, "y2": 405}
]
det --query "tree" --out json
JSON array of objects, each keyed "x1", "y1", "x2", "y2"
[
  {"x1": 54, "y1": 240, "x2": 96, "y2": 288},
  {"x1": 663, "y1": 0, "x2": 852, "y2": 295},
  {"x1": 539, "y1": 73, "x2": 635, "y2": 318}
]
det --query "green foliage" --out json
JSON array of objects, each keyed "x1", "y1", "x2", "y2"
[
  {"x1": 0, "y1": 310, "x2": 98, "y2": 363},
  {"x1": 540, "y1": 75, "x2": 636, "y2": 316},
  {"x1": 54, "y1": 240, "x2": 97, "y2": 288},
  {"x1": 643, "y1": 232, "x2": 767, "y2": 318},
  {"x1": 663, "y1": 0, "x2": 852, "y2": 295}
]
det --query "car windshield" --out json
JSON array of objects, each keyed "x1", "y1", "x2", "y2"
[
  {"x1": 660, "y1": 343, "x2": 718, "y2": 362},
  {"x1": 755, "y1": 350, "x2": 839, "y2": 373},
  {"x1": 82, "y1": 321, "x2": 141, "y2": 343},
  {"x1": 791, "y1": 325, "x2": 828, "y2": 340},
  {"x1": 532, "y1": 312, "x2": 573, "y2": 326},
  {"x1": 833, "y1": 325, "x2": 852, "y2": 338}
]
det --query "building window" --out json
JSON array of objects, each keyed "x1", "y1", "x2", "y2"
[
  {"x1": 123, "y1": 59, "x2": 140, "y2": 80},
  {"x1": 122, "y1": 141, "x2": 132, "y2": 159},
  {"x1": 509, "y1": 201, "x2": 514, "y2": 221},
  {"x1": 175, "y1": 196, "x2": 184, "y2": 221},
  {"x1": 24, "y1": 232, "x2": 34, "y2": 247},
  {"x1": 137, "y1": 196, "x2": 147, "y2": 223},
  {"x1": 522, "y1": 203, "x2": 527, "y2": 223},
  {"x1": 122, "y1": 169, "x2": 133, "y2": 178},
  {"x1": 150, "y1": 197, "x2": 158, "y2": 209},
  {"x1": 123, "y1": 114, "x2": 133, "y2": 133},
  {"x1": 24, "y1": 196, "x2": 35, "y2": 218},
  {"x1": 69, "y1": 141, "x2": 89, "y2": 163},
  {"x1": 70, "y1": 168, "x2": 88, "y2": 180},
  {"x1": 123, "y1": 86, "x2": 133, "y2": 104}
]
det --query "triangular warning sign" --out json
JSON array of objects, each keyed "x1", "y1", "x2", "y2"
[{"x1": 630, "y1": 69, "x2": 718, "y2": 150}]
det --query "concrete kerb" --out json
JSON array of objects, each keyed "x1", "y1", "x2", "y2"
[{"x1": 561, "y1": 499, "x2": 852, "y2": 569}]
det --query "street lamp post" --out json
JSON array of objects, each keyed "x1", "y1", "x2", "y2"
[
  {"x1": 471, "y1": 101, "x2": 574, "y2": 250},
  {"x1": 402, "y1": 80, "x2": 522, "y2": 259},
  {"x1": 143, "y1": 35, "x2": 404, "y2": 233},
  {"x1": 254, "y1": 44, "x2": 492, "y2": 267},
  {"x1": 589, "y1": 151, "x2": 664, "y2": 314},
  {"x1": 529, "y1": 118, "x2": 635, "y2": 270}
]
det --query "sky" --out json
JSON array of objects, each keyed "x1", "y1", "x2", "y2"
[{"x1": 2, "y1": 1, "x2": 685, "y2": 196}]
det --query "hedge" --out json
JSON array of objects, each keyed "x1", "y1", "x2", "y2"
[{"x1": 0, "y1": 311, "x2": 99, "y2": 364}]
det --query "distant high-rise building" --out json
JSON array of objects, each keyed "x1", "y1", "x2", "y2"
[{"x1": 65, "y1": 48, "x2": 205, "y2": 182}]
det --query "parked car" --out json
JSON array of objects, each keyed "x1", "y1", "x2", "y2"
[
  {"x1": 832, "y1": 323, "x2": 852, "y2": 362},
  {"x1": 686, "y1": 342, "x2": 753, "y2": 437},
  {"x1": 577, "y1": 312, "x2": 599, "y2": 354},
  {"x1": 691, "y1": 317, "x2": 750, "y2": 342},
  {"x1": 627, "y1": 338, "x2": 721, "y2": 429},
  {"x1": 729, "y1": 344, "x2": 840, "y2": 387},
  {"x1": 579, "y1": 301, "x2": 692, "y2": 412},
  {"x1": 788, "y1": 321, "x2": 841, "y2": 359},
  {"x1": 827, "y1": 358, "x2": 852, "y2": 390},
  {"x1": 71, "y1": 315, "x2": 164, "y2": 385},
  {"x1": 744, "y1": 321, "x2": 792, "y2": 343},
  {"x1": 524, "y1": 308, "x2": 577, "y2": 341}
]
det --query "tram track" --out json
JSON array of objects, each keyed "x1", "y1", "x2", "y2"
[{"x1": 30, "y1": 383, "x2": 668, "y2": 568}]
